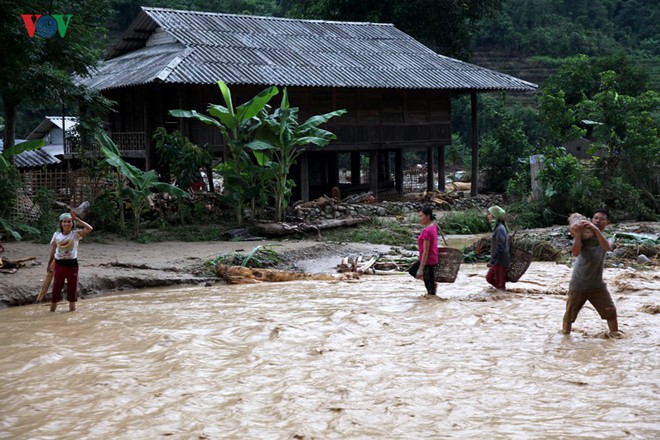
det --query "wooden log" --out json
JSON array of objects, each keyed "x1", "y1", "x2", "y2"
[
  {"x1": 253, "y1": 217, "x2": 370, "y2": 236},
  {"x1": 356, "y1": 257, "x2": 377, "y2": 273},
  {"x1": 316, "y1": 217, "x2": 370, "y2": 229},
  {"x1": 252, "y1": 222, "x2": 319, "y2": 236},
  {"x1": 215, "y1": 264, "x2": 358, "y2": 284},
  {"x1": 374, "y1": 269, "x2": 407, "y2": 275},
  {"x1": 36, "y1": 271, "x2": 54, "y2": 303},
  {"x1": 1, "y1": 256, "x2": 36, "y2": 269}
]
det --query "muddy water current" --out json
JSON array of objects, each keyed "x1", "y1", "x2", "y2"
[{"x1": 1, "y1": 262, "x2": 659, "y2": 439}]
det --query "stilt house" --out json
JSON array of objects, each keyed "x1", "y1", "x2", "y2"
[{"x1": 80, "y1": 7, "x2": 536, "y2": 200}]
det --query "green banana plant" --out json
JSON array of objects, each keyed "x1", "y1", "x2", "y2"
[
  {"x1": 251, "y1": 88, "x2": 346, "y2": 222},
  {"x1": 95, "y1": 132, "x2": 189, "y2": 238},
  {"x1": 170, "y1": 80, "x2": 278, "y2": 226}
]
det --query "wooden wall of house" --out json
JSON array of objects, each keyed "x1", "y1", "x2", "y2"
[
  {"x1": 106, "y1": 83, "x2": 451, "y2": 155},
  {"x1": 167, "y1": 84, "x2": 451, "y2": 154},
  {"x1": 105, "y1": 83, "x2": 451, "y2": 196}
]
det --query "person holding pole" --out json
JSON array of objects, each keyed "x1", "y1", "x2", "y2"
[{"x1": 47, "y1": 211, "x2": 93, "y2": 312}]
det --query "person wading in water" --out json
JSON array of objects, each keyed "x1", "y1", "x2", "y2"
[
  {"x1": 408, "y1": 206, "x2": 447, "y2": 296},
  {"x1": 563, "y1": 209, "x2": 620, "y2": 336},
  {"x1": 47, "y1": 211, "x2": 93, "y2": 312}
]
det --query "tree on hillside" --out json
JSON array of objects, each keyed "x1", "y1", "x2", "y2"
[
  {"x1": 476, "y1": 0, "x2": 660, "y2": 57},
  {"x1": 542, "y1": 54, "x2": 649, "y2": 107},
  {"x1": 280, "y1": 0, "x2": 505, "y2": 59},
  {"x1": 479, "y1": 112, "x2": 533, "y2": 193},
  {"x1": 540, "y1": 54, "x2": 652, "y2": 145},
  {"x1": 0, "y1": 0, "x2": 112, "y2": 150},
  {"x1": 578, "y1": 73, "x2": 660, "y2": 214},
  {"x1": 540, "y1": 57, "x2": 660, "y2": 217}
]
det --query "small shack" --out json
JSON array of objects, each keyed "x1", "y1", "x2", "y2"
[{"x1": 25, "y1": 116, "x2": 79, "y2": 159}]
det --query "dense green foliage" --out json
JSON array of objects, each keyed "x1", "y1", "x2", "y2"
[
  {"x1": 153, "y1": 127, "x2": 213, "y2": 191},
  {"x1": 537, "y1": 56, "x2": 660, "y2": 219},
  {"x1": 280, "y1": 0, "x2": 504, "y2": 60},
  {"x1": 0, "y1": 0, "x2": 113, "y2": 146},
  {"x1": 171, "y1": 82, "x2": 345, "y2": 225},
  {"x1": 440, "y1": 210, "x2": 491, "y2": 235},
  {"x1": 477, "y1": 0, "x2": 659, "y2": 57},
  {"x1": 171, "y1": 81, "x2": 280, "y2": 226},
  {"x1": 252, "y1": 88, "x2": 346, "y2": 222}
]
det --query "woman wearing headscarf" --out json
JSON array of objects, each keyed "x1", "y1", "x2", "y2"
[
  {"x1": 47, "y1": 211, "x2": 93, "y2": 312},
  {"x1": 486, "y1": 205, "x2": 510, "y2": 290}
]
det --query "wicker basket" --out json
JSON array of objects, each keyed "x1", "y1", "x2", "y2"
[
  {"x1": 434, "y1": 247, "x2": 463, "y2": 283},
  {"x1": 506, "y1": 248, "x2": 533, "y2": 282}
]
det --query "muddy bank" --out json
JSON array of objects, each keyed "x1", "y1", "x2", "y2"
[{"x1": 0, "y1": 238, "x2": 391, "y2": 308}]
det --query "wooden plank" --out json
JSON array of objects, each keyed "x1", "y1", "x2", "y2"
[{"x1": 35, "y1": 271, "x2": 54, "y2": 303}]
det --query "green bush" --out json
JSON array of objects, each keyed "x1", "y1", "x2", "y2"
[
  {"x1": 603, "y1": 177, "x2": 658, "y2": 221},
  {"x1": 90, "y1": 193, "x2": 124, "y2": 233},
  {"x1": 440, "y1": 209, "x2": 491, "y2": 234},
  {"x1": 507, "y1": 199, "x2": 556, "y2": 229},
  {"x1": 534, "y1": 146, "x2": 604, "y2": 221},
  {"x1": 322, "y1": 218, "x2": 416, "y2": 246}
]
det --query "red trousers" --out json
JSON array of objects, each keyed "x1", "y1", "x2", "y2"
[
  {"x1": 486, "y1": 264, "x2": 507, "y2": 290},
  {"x1": 51, "y1": 264, "x2": 79, "y2": 303}
]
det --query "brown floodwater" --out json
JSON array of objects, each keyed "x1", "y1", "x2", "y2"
[{"x1": 1, "y1": 262, "x2": 659, "y2": 439}]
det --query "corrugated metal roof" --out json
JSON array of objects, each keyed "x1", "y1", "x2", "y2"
[
  {"x1": 26, "y1": 116, "x2": 79, "y2": 140},
  {"x1": 13, "y1": 149, "x2": 61, "y2": 168},
  {"x1": 80, "y1": 7, "x2": 536, "y2": 92},
  {"x1": 0, "y1": 140, "x2": 61, "y2": 169}
]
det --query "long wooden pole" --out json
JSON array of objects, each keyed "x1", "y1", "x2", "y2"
[{"x1": 35, "y1": 271, "x2": 54, "y2": 303}]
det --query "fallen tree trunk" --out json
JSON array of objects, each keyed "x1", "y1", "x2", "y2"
[
  {"x1": 215, "y1": 264, "x2": 359, "y2": 284},
  {"x1": 253, "y1": 217, "x2": 370, "y2": 236},
  {"x1": 1, "y1": 256, "x2": 36, "y2": 269}
]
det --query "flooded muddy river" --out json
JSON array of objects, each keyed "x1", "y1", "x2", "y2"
[{"x1": 1, "y1": 262, "x2": 659, "y2": 439}]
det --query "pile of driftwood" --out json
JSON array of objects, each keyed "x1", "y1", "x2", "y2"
[
  {"x1": 410, "y1": 189, "x2": 464, "y2": 206},
  {"x1": 0, "y1": 256, "x2": 36, "y2": 274},
  {"x1": 336, "y1": 254, "x2": 416, "y2": 275},
  {"x1": 293, "y1": 192, "x2": 376, "y2": 208}
]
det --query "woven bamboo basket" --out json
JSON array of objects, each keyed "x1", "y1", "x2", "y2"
[
  {"x1": 506, "y1": 247, "x2": 533, "y2": 282},
  {"x1": 434, "y1": 247, "x2": 463, "y2": 283}
]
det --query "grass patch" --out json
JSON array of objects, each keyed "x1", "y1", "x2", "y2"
[
  {"x1": 440, "y1": 209, "x2": 491, "y2": 234},
  {"x1": 322, "y1": 218, "x2": 416, "y2": 246},
  {"x1": 206, "y1": 245, "x2": 284, "y2": 269}
]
